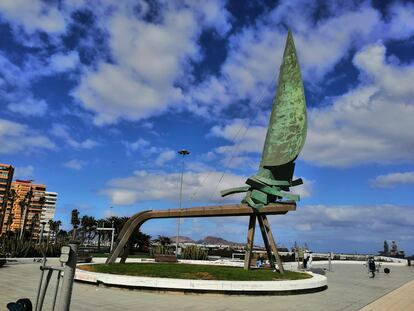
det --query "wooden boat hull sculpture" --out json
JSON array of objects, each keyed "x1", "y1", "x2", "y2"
[{"x1": 106, "y1": 31, "x2": 307, "y2": 273}]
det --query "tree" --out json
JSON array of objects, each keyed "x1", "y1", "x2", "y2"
[
  {"x1": 48, "y1": 220, "x2": 61, "y2": 244},
  {"x1": 80, "y1": 215, "x2": 97, "y2": 244},
  {"x1": 71, "y1": 209, "x2": 80, "y2": 240},
  {"x1": 19, "y1": 189, "x2": 33, "y2": 239},
  {"x1": 154, "y1": 235, "x2": 172, "y2": 246},
  {"x1": 383, "y1": 240, "x2": 389, "y2": 255},
  {"x1": 391, "y1": 241, "x2": 398, "y2": 254},
  {"x1": 134, "y1": 231, "x2": 151, "y2": 252},
  {"x1": 4, "y1": 189, "x2": 17, "y2": 238},
  {"x1": 103, "y1": 216, "x2": 151, "y2": 254},
  {"x1": 30, "y1": 213, "x2": 39, "y2": 240}
]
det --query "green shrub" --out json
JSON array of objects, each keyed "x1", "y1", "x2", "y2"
[
  {"x1": 0, "y1": 239, "x2": 64, "y2": 257},
  {"x1": 181, "y1": 245, "x2": 208, "y2": 260},
  {"x1": 150, "y1": 245, "x2": 175, "y2": 257}
]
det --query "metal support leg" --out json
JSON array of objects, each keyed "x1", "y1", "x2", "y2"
[
  {"x1": 260, "y1": 214, "x2": 285, "y2": 274},
  {"x1": 257, "y1": 214, "x2": 275, "y2": 269},
  {"x1": 36, "y1": 269, "x2": 53, "y2": 311},
  {"x1": 34, "y1": 260, "x2": 46, "y2": 310},
  {"x1": 244, "y1": 215, "x2": 256, "y2": 270},
  {"x1": 51, "y1": 270, "x2": 62, "y2": 311},
  {"x1": 59, "y1": 242, "x2": 79, "y2": 311}
]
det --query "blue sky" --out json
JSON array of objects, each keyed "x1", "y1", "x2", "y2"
[{"x1": 0, "y1": 0, "x2": 413, "y2": 254}]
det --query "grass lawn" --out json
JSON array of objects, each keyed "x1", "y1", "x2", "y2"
[
  {"x1": 78, "y1": 263, "x2": 311, "y2": 281},
  {"x1": 91, "y1": 252, "x2": 151, "y2": 258}
]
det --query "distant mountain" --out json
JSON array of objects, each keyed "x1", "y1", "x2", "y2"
[
  {"x1": 167, "y1": 235, "x2": 244, "y2": 246},
  {"x1": 197, "y1": 236, "x2": 244, "y2": 246},
  {"x1": 169, "y1": 236, "x2": 195, "y2": 243}
]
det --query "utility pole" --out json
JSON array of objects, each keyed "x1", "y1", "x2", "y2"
[
  {"x1": 110, "y1": 206, "x2": 114, "y2": 252},
  {"x1": 175, "y1": 149, "x2": 189, "y2": 259}
]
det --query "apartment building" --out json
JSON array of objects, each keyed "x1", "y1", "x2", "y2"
[
  {"x1": 7, "y1": 180, "x2": 46, "y2": 240},
  {"x1": 41, "y1": 191, "x2": 57, "y2": 236},
  {"x1": 0, "y1": 163, "x2": 14, "y2": 236}
]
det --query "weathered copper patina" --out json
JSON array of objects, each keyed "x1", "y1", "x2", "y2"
[{"x1": 221, "y1": 30, "x2": 307, "y2": 209}]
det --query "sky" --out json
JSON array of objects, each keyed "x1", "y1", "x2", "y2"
[{"x1": 0, "y1": 0, "x2": 413, "y2": 255}]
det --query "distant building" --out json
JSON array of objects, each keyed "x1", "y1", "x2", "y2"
[
  {"x1": 6, "y1": 180, "x2": 46, "y2": 240},
  {"x1": 0, "y1": 163, "x2": 14, "y2": 236},
  {"x1": 41, "y1": 191, "x2": 57, "y2": 236},
  {"x1": 378, "y1": 240, "x2": 405, "y2": 258}
]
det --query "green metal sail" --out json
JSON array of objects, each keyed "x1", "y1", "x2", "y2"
[
  {"x1": 221, "y1": 30, "x2": 307, "y2": 209},
  {"x1": 261, "y1": 30, "x2": 307, "y2": 167}
]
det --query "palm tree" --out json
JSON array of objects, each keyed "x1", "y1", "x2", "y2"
[
  {"x1": 19, "y1": 189, "x2": 33, "y2": 239},
  {"x1": 154, "y1": 235, "x2": 172, "y2": 246},
  {"x1": 135, "y1": 231, "x2": 151, "y2": 252},
  {"x1": 6, "y1": 211, "x2": 14, "y2": 239},
  {"x1": 2, "y1": 189, "x2": 16, "y2": 238},
  {"x1": 48, "y1": 220, "x2": 62, "y2": 244},
  {"x1": 80, "y1": 215, "x2": 97, "y2": 244},
  {"x1": 30, "y1": 213, "x2": 39, "y2": 240},
  {"x1": 103, "y1": 216, "x2": 150, "y2": 254}
]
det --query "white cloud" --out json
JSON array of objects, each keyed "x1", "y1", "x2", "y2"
[
  {"x1": 14, "y1": 165, "x2": 34, "y2": 179},
  {"x1": 270, "y1": 204, "x2": 414, "y2": 242},
  {"x1": 209, "y1": 42, "x2": 414, "y2": 168},
  {"x1": 210, "y1": 119, "x2": 266, "y2": 154},
  {"x1": 0, "y1": 0, "x2": 66, "y2": 34},
  {"x1": 51, "y1": 123, "x2": 99, "y2": 149},
  {"x1": 192, "y1": 0, "x2": 231, "y2": 36},
  {"x1": 73, "y1": 1, "x2": 232, "y2": 125},
  {"x1": 155, "y1": 150, "x2": 176, "y2": 166},
  {"x1": 294, "y1": 177, "x2": 312, "y2": 199},
  {"x1": 208, "y1": 119, "x2": 266, "y2": 168},
  {"x1": 64, "y1": 159, "x2": 86, "y2": 170},
  {"x1": 49, "y1": 51, "x2": 80, "y2": 72},
  {"x1": 354, "y1": 43, "x2": 414, "y2": 100},
  {"x1": 123, "y1": 138, "x2": 151, "y2": 153},
  {"x1": 371, "y1": 172, "x2": 414, "y2": 189},
  {"x1": 301, "y1": 43, "x2": 414, "y2": 167},
  {"x1": 207, "y1": 204, "x2": 414, "y2": 251},
  {"x1": 0, "y1": 118, "x2": 55, "y2": 154},
  {"x1": 190, "y1": 1, "x2": 414, "y2": 117},
  {"x1": 7, "y1": 97, "x2": 47, "y2": 116},
  {"x1": 103, "y1": 168, "x2": 311, "y2": 205},
  {"x1": 122, "y1": 138, "x2": 176, "y2": 165},
  {"x1": 103, "y1": 170, "x2": 245, "y2": 205}
]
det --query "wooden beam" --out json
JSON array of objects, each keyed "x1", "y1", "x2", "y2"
[
  {"x1": 256, "y1": 214, "x2": 275, "y2": 269},
  {"x1": 244, "y1": 215, "x2": 256, "y2": 270},
  {"x1": 120, "y1": 241, "x2": 130, "y2": 264},
  {"x1": 260, "y1": 214, "x2": 285, "y2": 274},
  {"x1": 106, "y1": 202, "x2": 296, "y2": 264}
]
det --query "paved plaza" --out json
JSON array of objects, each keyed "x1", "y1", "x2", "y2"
[{"x1": 1, "y1": 260, "x2": 413, "y2": 311}]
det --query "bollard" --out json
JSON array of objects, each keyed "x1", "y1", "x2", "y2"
[{"x1": 58, "y1": 241, "x2": 79, "y2": 311}]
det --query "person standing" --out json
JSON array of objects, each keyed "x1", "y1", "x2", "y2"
[
  {"x1": 303, "y1": 250, "x2": 309, "y2": 269},
  {"x1": 308, "y1": 252, "x2": 313, "y2": 270}
]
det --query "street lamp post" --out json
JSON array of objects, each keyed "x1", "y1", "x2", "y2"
[
  {"x1": 110, "y1": 206, "x2": 115, "y2": 252},
  {"x1": 175, "y1": 149, "x2": 190, "y2": 259}
]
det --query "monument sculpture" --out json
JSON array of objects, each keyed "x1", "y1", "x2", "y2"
[
  {"x1": 221, "y1": 30, "x2": 306, "y2": 209},
  {"x1": 105, "y1": 30, "x2": 307, "y2": 273}
]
